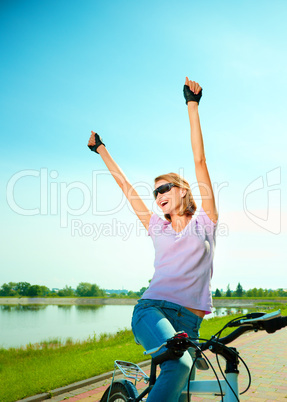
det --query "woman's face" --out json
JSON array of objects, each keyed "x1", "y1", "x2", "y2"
[{"x1": 154, "y1": 180, "x2": 185, "y2": 214}]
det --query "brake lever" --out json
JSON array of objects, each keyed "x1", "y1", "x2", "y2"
[
  {"x1": 238, "y1": 309, "x2": 281, "y2": 325},
  {"x1": 228, "y1": 310, "x2": 281, "y2": 327}
]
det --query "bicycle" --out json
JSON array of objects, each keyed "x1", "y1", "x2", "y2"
[{"x1": 100, "y1": 309, "x2": 287, "y2": 401}]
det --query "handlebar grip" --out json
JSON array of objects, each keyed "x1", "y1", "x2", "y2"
[
  {"x1": 152, "y1": 348, "x2": 184, "y2": 366},
  {"x1": 260, "y1": 316, "x2": 287, "y2": 333}
]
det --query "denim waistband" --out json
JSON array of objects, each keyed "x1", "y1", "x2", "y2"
[{"x1": 137, "y1": 298, "x2": 203, "y2": 321}]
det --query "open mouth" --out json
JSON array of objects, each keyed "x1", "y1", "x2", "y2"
[{"x1": 160, "y1": 201, "x2": 169, "y2": 207}]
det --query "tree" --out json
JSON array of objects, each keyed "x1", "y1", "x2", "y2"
[
  {"x1": 214, "y1": 289, "x2": 222, "y2": 297},
  {"x1": 90, "y1": 284, "x2": 105, "y2": 297},
  {"x1": 127, "y1": 291, "x2": 138, "y2": 298},
  {"x1": 27, "y1": 285, "x2": 42, "y2": 297},
  {"x1": 15, "y1": 282, "x2": 31, "y2": 296},
  {"x1": 76, "y1": 282, "x2": 92, "y2": 297},
  {"x1": 76, "y1": 282, "x2": 106, "y2": 297},
  {"x1": 0, "y1": 282, "x2": 18, "y2": 296},
  {"x1": 139, "y1": 287, "x2": 148, "y2": 295},
  {"x1": 58, "y1": 285, "x2": 75, "y2": 297},
  {"x1": 246, "y1": 289, "x2": 253, "y2": 297},
  {"x1": 226, "y1": 284, "x2": 232, "y2": 297},
  {"x1": 40, "y1": 286, "x2": 51, "y2": 297},
  {"x1": 235, "y1": 283, "x2": 243, "y2": 297}
]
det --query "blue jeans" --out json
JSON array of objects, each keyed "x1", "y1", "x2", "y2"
[{"x1": 131, "y1": 299, "x2": 203, "y2": 402}]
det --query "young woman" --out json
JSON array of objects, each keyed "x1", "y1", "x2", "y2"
[{"x1": 87, "y1": 77, "x2": 218, "y2": 402}]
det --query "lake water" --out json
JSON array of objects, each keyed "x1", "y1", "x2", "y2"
[{"x1": 0, "y1": 304, "x2": 251, "y2": 349}]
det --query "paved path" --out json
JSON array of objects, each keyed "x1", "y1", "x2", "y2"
[{"x1": 50, "y1": 328, "x2": 287, "y2": 402}]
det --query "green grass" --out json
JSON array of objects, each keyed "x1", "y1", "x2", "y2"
[
  {"x1": 213, "y1": 297, "x2": 287, "y2": 300},
  {"x1": 256, "y1": 302, "x2": 284, "y2": 306},
  {"x1": 0, "y1": 331, "x2": 145, "y2": 401},
  {"x1": 2, "y1": 296, "x2": 287, "y2": 299},
  {"x1": 1, "y1": 307, "x2": 286, "y2": 402}
]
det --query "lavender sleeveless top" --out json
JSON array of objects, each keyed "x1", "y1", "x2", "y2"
[{"x1": 141, "y1": 206, "x2": 218, "y2": 314}]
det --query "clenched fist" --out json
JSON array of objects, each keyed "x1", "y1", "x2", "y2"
[
  {"x1": 183, "y1": 77, "x2": 202, "y2": 105},
  {"x1": 88, "y1": 131, "x2": 106, "y2": 154}
]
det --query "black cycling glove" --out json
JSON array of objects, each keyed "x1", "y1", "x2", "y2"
[
  {"x1": 88, "y1": 133, "x2": 106, "y2": 154},
  {"x1": 183, "y1": 85, "x2": 202, "y2": 105}
]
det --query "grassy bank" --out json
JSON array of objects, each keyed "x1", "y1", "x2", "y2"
[
  {"x1": 213, "y1": 297, "x2": 287, "y2": 300},
  {"x1": 1, "y1": 306, "x2": 286, "y2": 401}
]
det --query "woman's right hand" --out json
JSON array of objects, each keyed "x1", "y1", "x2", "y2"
[{"x1": 88, "y1": 131, "x2": 106, "y2": 154}]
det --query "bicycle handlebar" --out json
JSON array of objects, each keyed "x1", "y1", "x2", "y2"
[
  {"x1": 144, "y1": 310, "x2": 287, "y2": 356},
  {"x1": 143, "y1": 342, "x2": 167, "y2": 355}
]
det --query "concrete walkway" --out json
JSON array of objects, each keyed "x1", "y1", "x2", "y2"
[{"x1": 49, "y1": 328, "x2": 287, "y2": 402}]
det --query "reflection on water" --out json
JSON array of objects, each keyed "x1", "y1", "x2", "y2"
[
  {"x1": 0, "y1": 304, "x2": 104, "y2": 313},
  {"x1": 57, "y1": 305, "x2": 73, "y2": 310},
  {"x1": 208, "y1": 305, "x2": 279, "y2": 319},
  {"x1": 0, "y1": 304, "x2": 134, "y2": 349},
  {"x1": 0, "y1": 303, "x2": 278, "y2": 349},
  {"x1": 1, "y1": 304, "x2": 48, "y2": 312},
  {"x1": 75, "y1": 305, "x2": 103, "y2": 311},
  {"x1": 208, "y1": 307, "x2": 250, "y2": 318}
]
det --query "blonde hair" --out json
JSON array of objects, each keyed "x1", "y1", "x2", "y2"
[{"x1": 154, "y1": 172, "x2": 197, "y2": 222}]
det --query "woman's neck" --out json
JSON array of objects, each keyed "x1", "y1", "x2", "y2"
[{"x1": 170, "y1": 214, "x2": 192, "y2": 233}]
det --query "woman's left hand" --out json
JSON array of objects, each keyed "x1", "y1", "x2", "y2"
[
  {"x1": 185, "y1": 77, "x2": 202, "y2": 95},
  {"x1": 183, "y1": 77, "x2": 202, "y2": 105}
]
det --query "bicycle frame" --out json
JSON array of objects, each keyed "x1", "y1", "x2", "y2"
[
  {"x1": 113, "y1": 345, "x2": 241, "y2": 402},
  {"x1": 110, "y1": 367, "x2": 240, "y2": 402},
  {"x1": 182, "y1": 376, "x2": 239, "y2": 401},
  {"x1": 103, "y1": 310, "x2": 287, "y2": 402}
]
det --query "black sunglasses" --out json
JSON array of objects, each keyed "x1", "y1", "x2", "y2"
[{"x1": 153, "y1": 183, "x2": 176, "y2": 199}]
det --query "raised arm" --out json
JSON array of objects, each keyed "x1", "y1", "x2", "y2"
[
  {"x1": 88, "y1": 132, "x2": 153, "y2": 231},
  {"x1": 184, "y1": 77, "x2": 218, "y2": 224}
]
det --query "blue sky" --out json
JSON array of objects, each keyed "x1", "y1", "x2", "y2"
[{"x1": 1, "y1": 0, "x2": 286, "y2": 293}]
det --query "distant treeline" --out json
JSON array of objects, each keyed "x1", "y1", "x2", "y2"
[
  {"x1": 0, "y1": 282, "x2": 148, "y2": 298},
  {"x1": 1, "y1": 281, "x2": 286, "y2": 298},
  {"x1": 214, "y1": 283, "x2": 287, "y2": 297}
]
